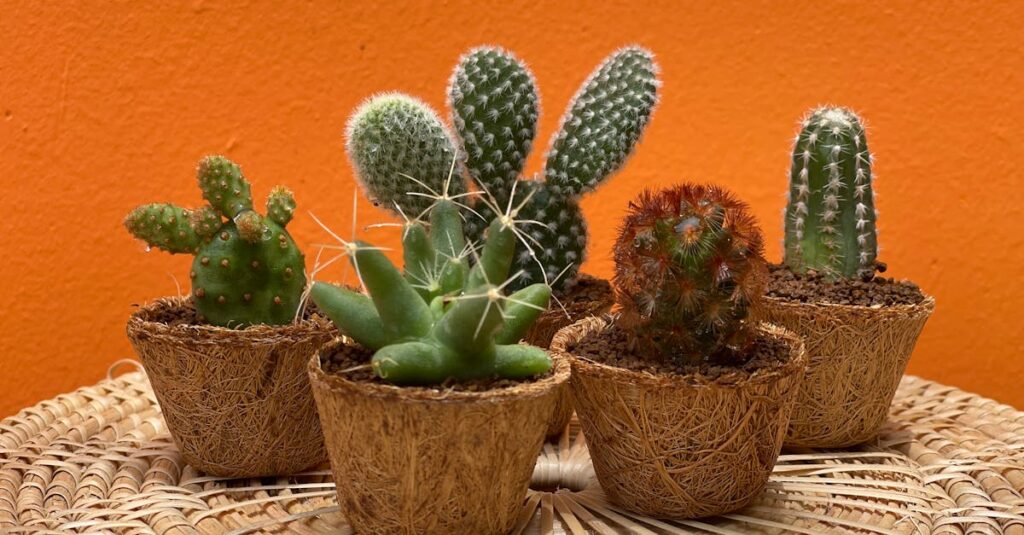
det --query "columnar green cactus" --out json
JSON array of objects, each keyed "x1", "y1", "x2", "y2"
[
  {"x1": 310, "y1": 199, "x2": 552, "y2": 385},
  {"x1": 344, "y1": 46, "x2": 658, "y2": 292},
  {"x1": 784, "y1": 106, "x2": 877, "y2": 279},
  {"x1": 457, "y1": 46, "x2": 658, "y2": 291},
  {"x1": 614, "y1": 184, "x2": 768, "y2": 364},
  {"x1": 124, "y1": 156, "x2": 305, "y2": 327}
]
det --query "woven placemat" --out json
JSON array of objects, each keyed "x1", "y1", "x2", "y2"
[{"x1": 2, "y1": 365, "x2": 1023, "y2": 534}]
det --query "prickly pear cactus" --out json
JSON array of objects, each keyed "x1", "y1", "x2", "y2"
[
  {"x1": 310, "y1": 200, "x2": 552, "y2": 385},
  {"x1": 346, "y1": 93, "x2": 467, "y2": 219},
  {"x1": 614, "y1": 184, "x2": 768, "y2": 364},
  {"x1": 784, "y1": 106, "x2": 877, "y2": 279},
  {"x1": 451, "y1": 45, "x2": 659, "y2": 291},
  {"x1": 124, "y1": 156, "x2": 305, "y2": 327}
]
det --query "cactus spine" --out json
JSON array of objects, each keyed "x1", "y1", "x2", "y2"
[
  {"x1": 124, "y1": 156, "x2": 305, "y2": 327},
  {"x1": 311, "y1": 199, "x2": 552, "y2": 385},
  {"x1": 784, "y1": 106, "x2": 877, "y2": 279},
  {"x1": 614, "y1": 184, "x2": 767, "y2": 364}
]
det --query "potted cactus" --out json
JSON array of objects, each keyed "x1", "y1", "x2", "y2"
[
  {"x1": 765, "y1": 106, "x2": 935, "y2": 448},
  {"x1": 124, "y1": 155, "x2": 333, "y2": 477},
  {"x1": 307, "y1": 196, "x2": 569, "y2": 534},
  {"x1": 552, "y1": 183, "x2": 807, "y2": 518},
  {"x1": 346, "y1": 44, "x2": 658, "y2": 436}
]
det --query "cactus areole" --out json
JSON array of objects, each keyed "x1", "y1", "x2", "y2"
[
  {"x1": 345, "y1": 45, "x2": 659, "y2": 293},
  {"x1": 614, "y1": 184, "x2": 768, "y2": 365},
  {"x1": 784, "y1": 106, "x2": 878, "y2": 279},
  {"x1": 124, "y1": 156, "x2": 305, "y2": 327},
  {"x1": 310, "y1": 200, "x2": 553, "y2": 386}
]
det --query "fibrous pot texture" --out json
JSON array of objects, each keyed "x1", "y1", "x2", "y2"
[
  {"x1": 125, "y1": 297, "x2": 334, "y2": 477},
  {"x1": 553, "y1": 316, "x2": 806, "y2": 518},
  {"x1": 308, "y1": 338, "x2": 569, "y2": 535},
  {"x1": 764, "y1": 295, "x2": 935, "y2": 448}
]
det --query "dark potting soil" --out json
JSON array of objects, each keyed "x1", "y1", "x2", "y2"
[
  {"x1": 140, "y1": 298, "x2": 324, "y2": 328},
  {"x1": 569, "y1": 323, "x2": 791, "y2": 381},
  {"x1": 320, "y1": 341, "x2": 553, "y2": 392},
  {"x1": 556, "y1": 274, "x2": 613, "y2": 318},
  {"x1": 766, "y1": 264, "x2": 925, "y2": 307}
]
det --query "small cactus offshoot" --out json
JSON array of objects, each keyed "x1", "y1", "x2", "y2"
[
  {"x1": 345, "y1": 45, "x2": 659, "y2": 292},
  {"x1": 614, "y1": 184, "x2": 768, "y2": 365},
  {"x1": 784, "y1": 106, "x2": 877, "y2": 279},
  {"x1": 310, "y1": 195, "x2": 553, "y2": 385},
  {"x1": 124, "y1": 156, "x2": 305, "y2": 327}
]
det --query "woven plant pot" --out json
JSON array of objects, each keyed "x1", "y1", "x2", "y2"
[
  {"x1": 522, "y1": 273, "x2": 614, "y2": 439},
  {"x1": 125, "y1": 297, "x2": 334, "y2": 478},
  {"x1": 764, "y1": 294, "x2": 935, "y2": 448},
  {"x1": 308, "y1": 338, "x2": 569, "y2": 535},
  {"x1": 552, "y1": 316, "x2": 807, "y2": 518}
]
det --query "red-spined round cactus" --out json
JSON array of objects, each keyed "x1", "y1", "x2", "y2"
[{"x1": 614, "y1": 184, "x2": 768, "y2": 365}]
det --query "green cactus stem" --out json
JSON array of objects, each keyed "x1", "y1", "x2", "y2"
[
  {"x1": 614, "y1": 184, "x2": 768, "y2": 364},
  {"x1": 310, "y1": 199, "x2": 552, "y2": 385},
  {"x1": 784, "y1": 106, "x2": 877, "y2": 279},
  {"x1": 124, "y1": 155, "x2": 305, "y2": 327}
]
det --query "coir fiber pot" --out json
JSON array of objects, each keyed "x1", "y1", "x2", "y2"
[
  {"x1": 125, "y1": 297, "x2": 334, "y2": 477},
  {"x1": 764, "y1": 295, "x2": 935, "y2": 448},
  {"x1": 521, "y1": 273, "x2": 615, "y2": 439},
  {"x1": 308, "y1": 338, "x2": 570, "y2": 535},
  {"x1": 552, "y1": 316, "x2": 807, "y2": 518}
]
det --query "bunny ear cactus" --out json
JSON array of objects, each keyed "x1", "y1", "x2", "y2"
[
  {"x1": 310, "y1": 199, "x2": 553, "y2": 385},
  {"x1": 784, "y1": 106, "x2": 877, "y2": 279},
  {"x1": 346, "y1": 93, "x2": 467, "y2": 219},
  {"x1": 614, "y1": 184, "x2": 768, "y2": 364},
  {"x1": 124, "y1": 156, "x2": 305, "y2": 327},
  {"x1": 450, "y1": 46, "x2": 660, "y2": 291}
]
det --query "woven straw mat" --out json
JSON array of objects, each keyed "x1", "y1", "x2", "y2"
[{"x1": 2, "y1": 363, "x2": 1024, "y2": 534}]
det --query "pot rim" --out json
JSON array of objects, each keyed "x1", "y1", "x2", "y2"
[
  {"x1": 309, "y1": 337, "x2": 570, "y2": 404},
  {"x1": 126, "y1": 296, "x2": 333, "y2": 344},
  {"x1": 552, "y1": 316, "x2": 807, "y2": 389}
]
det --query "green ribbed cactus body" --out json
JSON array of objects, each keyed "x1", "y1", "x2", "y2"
[
  {"x1": 124, "y1": 155, "x2": 306, "y2": 328},
  {"x1": 346, "y1": 94, "x2": 466, "y2": 218},
  {"x1": 784, "y1": 106, "x2": 877, "y2": 279},
  {"x1": 614, "y1": 184, "x2": 767, "y2": 364},
  {"x1": 311, "y1": 200, "x2": 553, "y2": 385}
]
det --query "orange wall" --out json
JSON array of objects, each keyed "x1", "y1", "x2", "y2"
[{"x1": 2, "y1": 1, "x2": 1023, "y2": 417}]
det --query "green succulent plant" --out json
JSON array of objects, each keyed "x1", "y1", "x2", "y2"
[
  {"x1": 784, "y1": 106, "x2": 877, "y2": 279},
  {"x1": 124, "y1": 156, "x2": 305, "y2": 327},
  {"x1": 614, "y1": 184, "x2": 768, "y2": 364},
  {"x1": 345, "y1": 45, "x2": 659, "y2": 292},
  {"x1": 310, "y1": 197, "x2": 552, "y2": 385}
]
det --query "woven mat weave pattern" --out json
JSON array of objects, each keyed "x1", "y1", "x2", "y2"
[{"x1": 2, "y1": 371, "x2": 1023, "y2": 534}]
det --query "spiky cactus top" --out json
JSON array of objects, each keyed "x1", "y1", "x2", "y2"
[
  {"x1": 345, "y1": 45, "x2": 659, "y2": 292},
  {"x1": 124, "y1": 156, "x2": 305, "y2": 327},
  {"x1": 784, "y1": 106, "x2": 877, "y2": 279},
  {"x1": 614, "y1": 184, "x2": 768, "y2": 365},
  {"x1": 310, "y1": 199, "x2": 553, "y2": 385}
]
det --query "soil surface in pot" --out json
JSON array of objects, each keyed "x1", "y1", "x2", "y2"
[
  {"x1": 321, "y1": 342, "x2": 553, "y2": 392},
  {"x1": 569, "y1": 324, "x2": 790, "y2": 381},
  {"x1": 767, "y1": 264, "x2": 925, "y2": 307},
  {"x1": 556, "y1": 274, "x2": 613, "y2": 316},
  {"x1": 137, "y1": 298, "x2": 323, "y2": 327}
]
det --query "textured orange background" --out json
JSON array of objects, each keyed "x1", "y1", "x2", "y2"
[{"x1": 2, "y1": 1, "x2": 1023, "y2": 417}]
